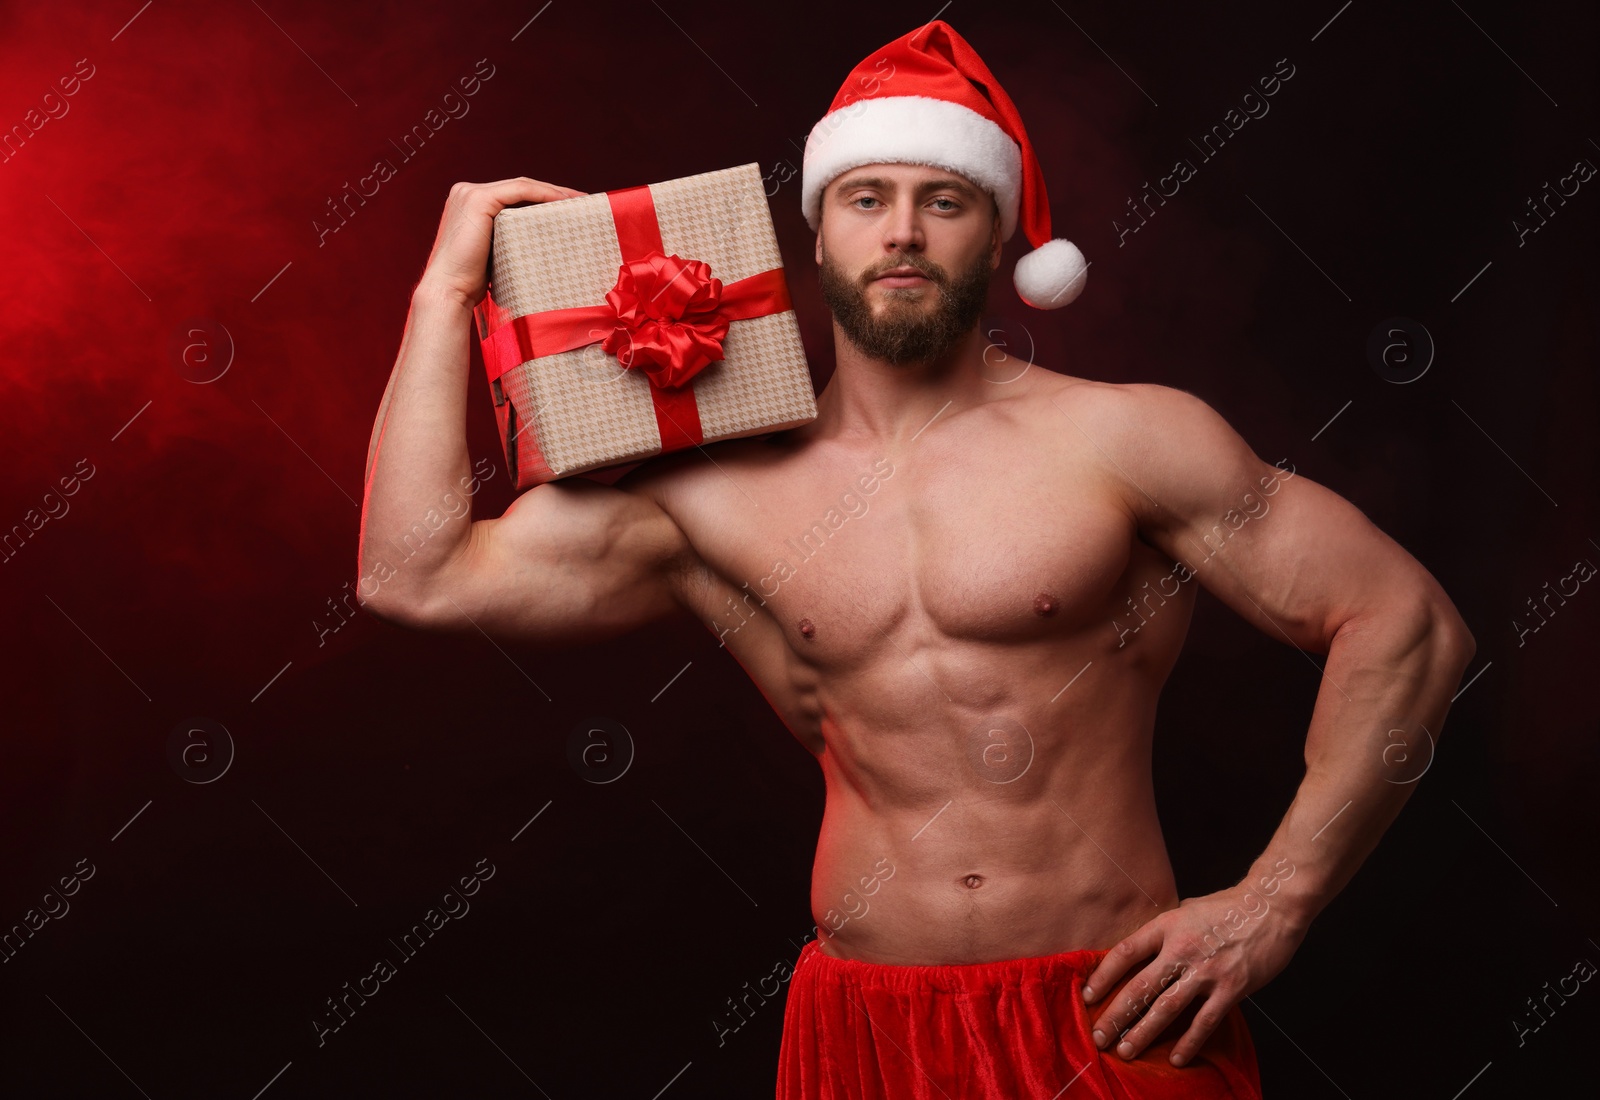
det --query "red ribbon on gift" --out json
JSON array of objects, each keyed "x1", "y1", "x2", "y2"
[{"x1": 479, "y1": 184, "x2": 793, "y2": 454}]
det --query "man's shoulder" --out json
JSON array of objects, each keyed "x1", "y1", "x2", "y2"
[
  {"x1": 610, "y1": 430, "x2": 796, "y2": 512},
  {"x1": 1018, "y1": 371, "x2": 1215, "y2": 438},
  {"x1": 1018, "y1": 373, "x2": 1254, "y2": 522}
]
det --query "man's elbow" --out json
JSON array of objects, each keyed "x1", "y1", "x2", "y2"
[
  {"x1": 1392, "y1": 566, "x2": 1476, "y2": 664},
  {"x1": 1342, "y1": 584, "x2": 1473, "y2": 650},
  {"x1": 357, "y1": 574, "x2": 442, "y2": 632},
  {"x1": 1429, "y1": 600, "x2": 1476, "y2": 666},
  {"x1": 1418, "y1": 601, "x2": 1477, "y2": 720}
]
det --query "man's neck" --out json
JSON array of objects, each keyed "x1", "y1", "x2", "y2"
[{"x1": 813, "y1": 324, "x2": 993, "y2": 448}]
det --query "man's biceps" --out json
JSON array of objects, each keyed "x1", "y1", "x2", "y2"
[
  {"x1": 429, "y1": 514, "x2": 563, "y2": 612},
  {"x1": 476, "y1": 485, "x2": 608, "y2": 566},
  {"x1": 1262, "y1": 477, "x2": 1410, "y2": 570},
  {"x1": 1199, "y1": 496, "x2": 1398, "y2": 640},
  {"x1": 1137, "y1": 455, "x2": 1288, "y2": 543}
]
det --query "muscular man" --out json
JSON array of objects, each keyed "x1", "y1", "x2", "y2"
[{"x1": 360, "y1": 21, "x2": 1474, "y2": 1100}]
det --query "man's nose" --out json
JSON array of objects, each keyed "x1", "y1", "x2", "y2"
[{"x1": 882, "y1": 200, "x2": 924, "y2": 252}]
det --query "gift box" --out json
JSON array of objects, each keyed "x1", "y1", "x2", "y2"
[{"x1": 473, "y1": 162, "x2": 818, "y2": 489}]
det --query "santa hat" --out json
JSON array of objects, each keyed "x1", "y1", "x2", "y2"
[{"x1": 801, "y1": 20, "x2": 1087, "y2": 309}]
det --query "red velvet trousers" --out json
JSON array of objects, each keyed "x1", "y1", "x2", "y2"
[{"x1": 776, "y1": 937, "x2": 1263, "y2": 1099}]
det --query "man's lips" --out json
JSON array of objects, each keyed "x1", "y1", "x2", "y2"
[{"x1": 873, "y1": 267, "x2": 933, "y2": 286}]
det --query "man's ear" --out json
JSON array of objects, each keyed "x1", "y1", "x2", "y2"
[{"x1": 815, "y1": 230, "x2": 823, "y2": 266}]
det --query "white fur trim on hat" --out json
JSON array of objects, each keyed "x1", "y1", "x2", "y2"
[
  {"x1": 1014, "y1": 238, "x2": 1088, "y2": 309},
  {"x1": 801, "y1": 95, "x2": 1023, "y2": 240}
]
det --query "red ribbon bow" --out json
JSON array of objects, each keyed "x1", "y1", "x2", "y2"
[
  {"x1": 600, "y1": 251, "x2": 730, "y2": 389},
  {"x1": 477, "y1": 182, "x2": 793, "y2": 465}
]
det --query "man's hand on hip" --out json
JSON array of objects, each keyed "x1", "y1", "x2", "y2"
[{"x1": 1081, "y1": 885, "x2": 1309, "y2": 1067}]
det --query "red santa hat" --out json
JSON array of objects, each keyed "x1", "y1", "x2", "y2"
[{"x1": 801, "y1": 20, "x2": 1088, "y2": 309}]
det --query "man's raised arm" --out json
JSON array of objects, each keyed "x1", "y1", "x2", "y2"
[
  {"x1": 1072, "y1": 383, "x2": 1476, "y2": 1068},
  {"x1": 358, "y1": 178, "x2": 700, "y2": 646}
]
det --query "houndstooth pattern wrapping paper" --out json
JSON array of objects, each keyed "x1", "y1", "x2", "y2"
[{"x1": 477, "y1": 162, "x2": 818, "y2": 489}]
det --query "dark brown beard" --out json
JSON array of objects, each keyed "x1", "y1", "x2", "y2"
[{"x1": 818, "y1": 245, "x2": 993, "y2": 366}]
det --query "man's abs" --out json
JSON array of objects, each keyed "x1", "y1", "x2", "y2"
[
  {"x1": 642, "y1": 375, "x2": 1198, "y2": 962},
  {"x1": 802, "y1": 656, "x2": 1186, "y2": 964}
]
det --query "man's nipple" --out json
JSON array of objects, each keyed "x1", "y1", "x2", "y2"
[
  {"x1": 798, "y1": 617, "x2": 816, "y2": 638},
  {"x1": 1033, "y1": 592, "x2": 1059, "y2": 616}
]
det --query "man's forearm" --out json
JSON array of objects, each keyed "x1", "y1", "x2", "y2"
[
  {"x1": 1237, "y1": 597, "x2": 1476, "y2": 932},
  {"x1": 357, "y1": 284, "x2": 478, "y2": 602}
]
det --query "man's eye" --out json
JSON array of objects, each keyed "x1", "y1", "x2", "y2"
[
  {"x1": 853, "y1": 196, "x2": 880, "y2": 209},
  {"x1": 931, "y1": 198, "x2": 957, "y2": 211}
]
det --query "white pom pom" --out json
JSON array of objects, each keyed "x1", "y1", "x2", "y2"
[{"x1": 1013, "y1": 238, "x2": 1088, "y2": 309}]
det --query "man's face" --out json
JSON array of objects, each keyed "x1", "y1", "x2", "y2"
[{"x1": 814, "y1": 162, "x2": 1001, "y2": 366}]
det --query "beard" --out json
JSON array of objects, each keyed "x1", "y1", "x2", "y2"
[{"x1": 817, "y1": 243, "x2": 993, "y2": 366}]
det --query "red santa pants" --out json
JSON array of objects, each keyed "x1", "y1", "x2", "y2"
[{"x1": 776, "y1": 937, "x2": 1263, "y2": 1099}]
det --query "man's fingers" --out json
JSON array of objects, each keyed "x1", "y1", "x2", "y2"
[
  {"x1": 455, "y1": 177, "x2": 585, "y2": 211},
  {"x1": 1090, "y1": 973, "x2": 1154, "y2": 1049},
  {"x1": 1102, "y1": 970, "x2": 1200, "y2": 1060},
  {"x1": 437, "y1": 179, "x2": 583, "y2": 233},
  {"x1": 421, "y1": 177, "x2": 587, "y2": 302},
  {"x1": 1082, "y1": 924, "x2": 1163, "y2": 1004},
  {"x1": 1089, "y1": 957, "x2": 1184, "y2": 1050},
  {"x1": 1166, "y1": 993, "x2": 1231, "y2": 1067}
]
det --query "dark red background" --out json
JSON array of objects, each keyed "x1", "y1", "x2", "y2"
[{"x1": 2, "y1": 1, "x2": 1595, "y2": 1095}]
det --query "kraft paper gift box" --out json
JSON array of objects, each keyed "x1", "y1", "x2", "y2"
[{"x1": 473, "y1": 161, "x2": 818, "y2": 490}]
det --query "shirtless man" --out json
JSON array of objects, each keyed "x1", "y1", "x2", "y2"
[{"x1": 359, "y1": 20, "x2": 1474, "y2": 1099}]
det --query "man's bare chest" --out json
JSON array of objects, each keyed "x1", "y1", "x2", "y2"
[{"x1": 674, "y1": 428, "x2": 1141, "y2": 667}]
